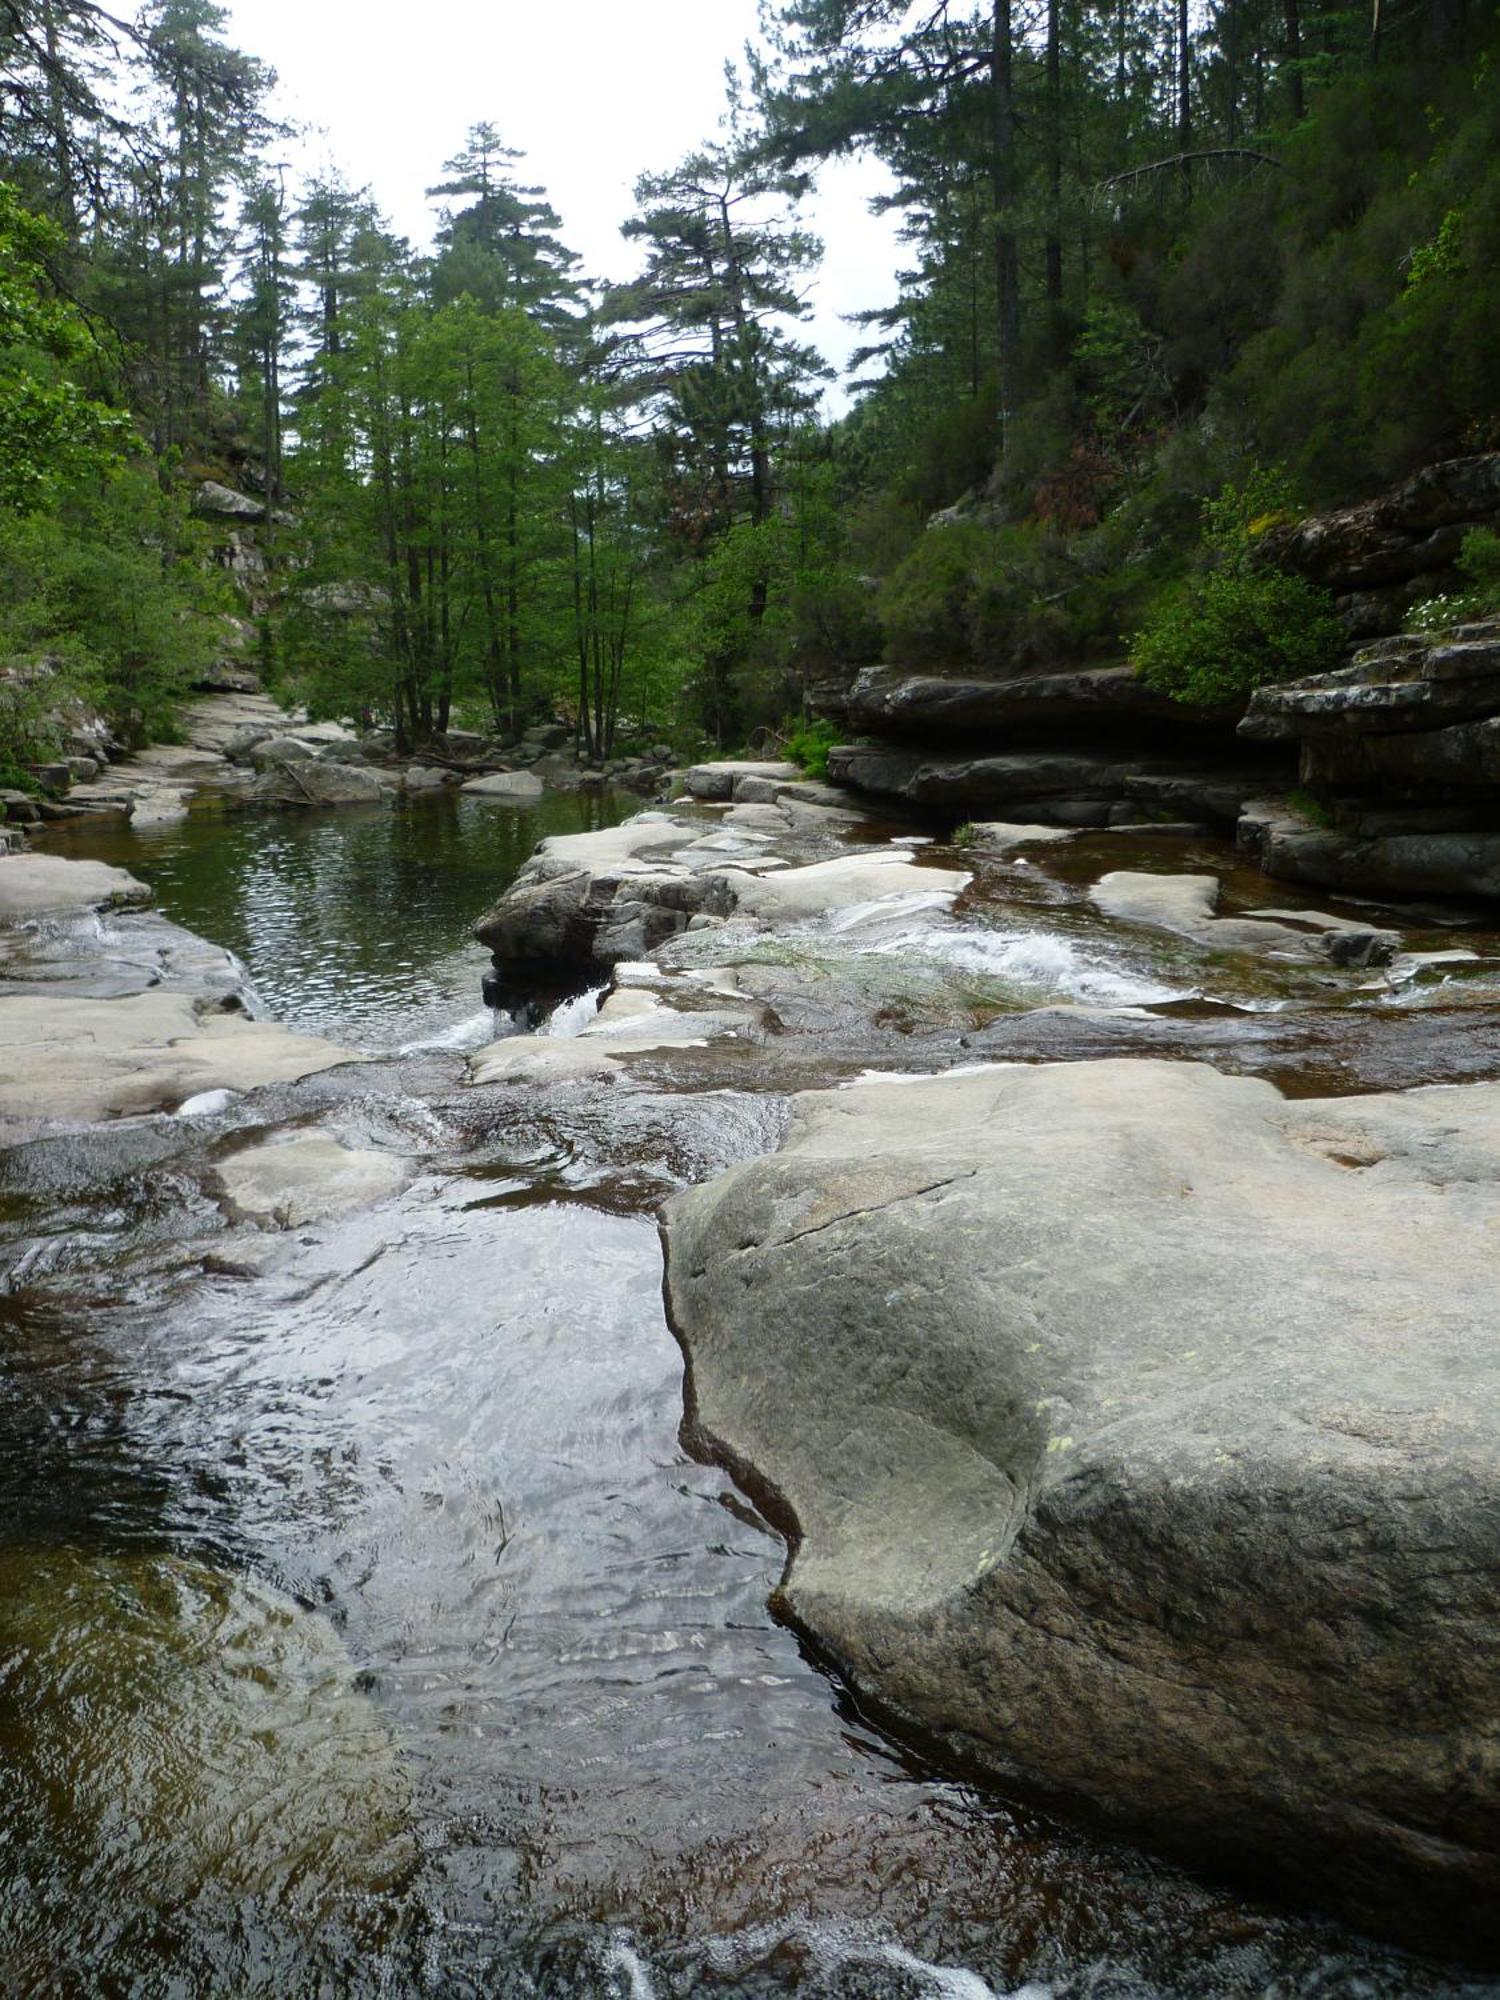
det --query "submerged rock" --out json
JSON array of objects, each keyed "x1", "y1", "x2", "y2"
[
  {"x1": 0, "y1": 1545, "x2": 413, "y2": 1967},
  {"x1": 663, "y1": 1059, "x2": 1500, "y2": 1959},
  {"x1": 212, "y1": 1132, "x2": 410, "y2": 1227},
  {"x1": 1091, "y1": 869, "x2": 1401, "y2": 965}
]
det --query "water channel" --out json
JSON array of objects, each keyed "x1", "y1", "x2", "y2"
[{"x1": 3, "y1": 790, "x2": 1497, "y2": 1997}]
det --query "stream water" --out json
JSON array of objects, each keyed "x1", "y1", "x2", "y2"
[{"x1": 4, "y1": 791, "x2": 1499, "y2": 1998}]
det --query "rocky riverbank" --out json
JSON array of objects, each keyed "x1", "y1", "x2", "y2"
[
  {"x1": 467, "y1": 762, "x2": 1500, "y2": 1962},
  {"x1": 812, "y1": 458, "x2": 1500, "y2": 912},
  {"x1": 9, "y1": 750, "x2": 1500, "y2": 1978},
  {"x1": 2, "y1": 678, "x2": 680, "y2": 838}
]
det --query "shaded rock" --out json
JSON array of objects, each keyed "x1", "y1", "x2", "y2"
[
  {"x1": 662, "y1": 1059, "x2": 1500, "y2": 1959},
  {"x1": 1239, "y1": 797, "x2": 1500, "y2": 905},
  {"x1": 1256, "y1": 454, "x2": 1500, "y2": 595},
  {"x1": 846, "y1": 664, "x2": 1236, "y2": 738},
  {"x1": 827, "y1": 744, "x2": 1267, "y2": 828},
  {"x1": 213, "y1": 1133, "x2": 409, "y2": 1227}
]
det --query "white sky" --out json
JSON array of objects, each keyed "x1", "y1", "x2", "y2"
[{"x1": 221, "y1": 0, "x2": 906, "y2": 406}]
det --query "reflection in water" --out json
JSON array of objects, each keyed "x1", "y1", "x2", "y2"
[{"x1": 41, "y1": 787, "x2": 635, "y2": 1049}]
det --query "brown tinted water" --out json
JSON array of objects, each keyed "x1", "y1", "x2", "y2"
[{"x1": 4, "y1": 794, "x2": 1498, "y2": 1997}]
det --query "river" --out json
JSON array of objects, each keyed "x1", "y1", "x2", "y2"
[{"x1": 3, "y1": 789, "x2": 1497, "y2": 1998}]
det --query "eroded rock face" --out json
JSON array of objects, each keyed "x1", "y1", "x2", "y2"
[
  {"x1": 662, "y1": 1060, "x2": 1500, "y2": 1959},
  {"x1": 845, "y1": 664, "x2": 1235, "y2": 737},
  {"x1": 827, "y1": 742, "x2": 1266, "y2": 828},
  {"x1": 1256, "y1": 454, "x2": 1500, "y2": 602}
]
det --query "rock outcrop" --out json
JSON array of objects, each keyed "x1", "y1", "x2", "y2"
[
  {"x1": 827, "y1": 740, "x2": 1269, "y2": 828},
  {"x1": 818, "y1": 655, "x2": 1280, "y2": 829},
  {"x1": 845, "y1": 663, "x2": 1234, "y2": 738},
  {"x1": 662, "y1": 1059, "x2": 1500, "y2": 1960},
  {"x1": 1238, "y1": 619, "x2": 1500, "y2": 904},
  {"x1": 472, "y1": 795, "x2": 971, "y2": 1003},
  {"x1": 1255, "y1": 453, "x2": 1500, "y2": 636}
]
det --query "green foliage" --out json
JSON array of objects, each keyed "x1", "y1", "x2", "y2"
[
  {"x1": 1132, "y1": 469, "x2": 1344, "y2": 706},
  {"x1": 0, "y1": 185, "x2": 127, "y2": 508},
  {"x1": 1131, "y1": 561, "x2": 1344, "y2": 707},
  {"x1": 784, "y1": 716, "x2": 838, "y2": 778},
  {"x1": 0, "y1": 468, "x2": 229, "y2": 745}
]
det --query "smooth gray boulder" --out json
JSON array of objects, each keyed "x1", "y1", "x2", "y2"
[
  {"x1": 250, "y1": 760, "x2": 386, "y2": 808},
  {"x1": 463, "y1": 769, "x2": 544, "y2": 799},
  {"x1": 0, "y1": 991, "x2": 363, "y2": 1126},
  {"x1": 1092, "y1": 869, "x2": 1401, "y2": 965},
  {"x1": 663, "y1": 1060, "x2": 1500, "y2": 1958}
]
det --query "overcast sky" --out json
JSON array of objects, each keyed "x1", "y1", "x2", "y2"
[{"x1": 221, "y1": 0, "x2": 905, "y2": 405}]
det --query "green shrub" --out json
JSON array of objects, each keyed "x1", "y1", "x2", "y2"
[
  {"x1": 1131, "y1": 467, "x2": 1344, "y2": 705},
  {"x1": 1132, "y1": 566, "x2": 1345, "y2": 705},
  {"x1": 784, "y1": 716, "x2": 839, "y2": 779}
]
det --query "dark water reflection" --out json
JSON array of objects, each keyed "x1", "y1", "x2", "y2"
[
  {"x1": 40, "y1": 786, "x2": 636, "y2": 1048},
  {"x1": 4, "y1": 799, "x2": 1496, "y2": 1997}
]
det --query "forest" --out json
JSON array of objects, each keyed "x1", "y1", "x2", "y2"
[{"x1": 0, "y1": 0, "x2": 1496, "y2": 773}]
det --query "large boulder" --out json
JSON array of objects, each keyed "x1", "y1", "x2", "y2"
[
  {"x1": 250, "y1": 760, "x2": 386, "y2": 808},
  {"x1": 662, "y1": 1060, "x2": 1500, "y2": 1959}
]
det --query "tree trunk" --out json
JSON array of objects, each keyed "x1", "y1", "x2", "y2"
[
  {"x1": 1178, "y1": 0, "x2": 1193, "y2": 196},
  {"x1": 1285, "y1": 0, "x2": 1304, "y2": 121},
  {"x1": 989, "y1": 0, "x2": 1022, "y2": 424},
  {"x1": 1045, "y1": 0, "x2": 1063, "y2": 302}
]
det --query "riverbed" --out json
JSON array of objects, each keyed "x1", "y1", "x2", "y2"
[{"x1": 4, "y1": 787, "x2": 1498, "y2": 1997}]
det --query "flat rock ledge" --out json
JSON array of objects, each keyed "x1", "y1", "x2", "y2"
[
  {"x1": 472, "y1": 806, "x2": 968, "y2": 987},
  {"x1": 662, "y1": 1059, "x2": 1500, "y2": 1960}
]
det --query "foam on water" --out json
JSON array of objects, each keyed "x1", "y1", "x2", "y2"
[
  {"x1": 805, "y1": 895, "x2": 1187, "y2": 1011},
  {"x1": 544, "y1": 984, "x2": 610, "y2": 1037},
  {"x1": 398, "y1": 1008, "x2": 509, "y2": 1055},
  {"x1": 598, "y1": 1918, "x2": 1050, "y2": 1998}
]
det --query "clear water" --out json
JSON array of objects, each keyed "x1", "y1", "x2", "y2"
[
  {"x1": 4, "y1": 796, "x2": 1496, "y2": 1998},
  {"x1": 39, "y1": 786, "x2": 636, "y2": 1049}
]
